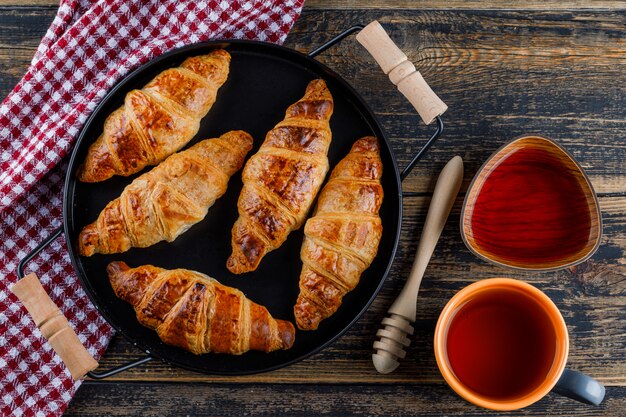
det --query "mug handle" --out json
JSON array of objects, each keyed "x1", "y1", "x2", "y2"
[{"x1": 553, "y1": 368, "x2": 606, "y2": 405}]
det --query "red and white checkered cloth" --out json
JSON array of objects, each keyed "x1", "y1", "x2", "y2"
[{"x1": 0, "y1": 1, "x2": 304, "y2": 415}]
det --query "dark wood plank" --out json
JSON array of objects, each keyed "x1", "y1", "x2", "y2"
[
  {"x1": 0, "y1": 5, "x2": 623, "y2": 415},
  {"x1": 1, "y1": 9, "x2": 624, "y2": 193},
  {"x1": 0, "y1": 7, "x2": 53, "y2": 98},
  {"x1": 1, "y1": 2, "x2": 623, "y2": 385},
  {"x1": 87, "y1": 194, "x2": 626, "y2": 384},
  {"x1": 65, "y1": 383, "x2": 626, "y2": 416},
  {"x1": 4, "y1": 1, "x2": 626, "y2": 10},
  {"x1": 305, "y1": 0, "x2": 626, "y2": 9},
  {"x1": 284, "y1": 10, "x2": 626, "y2": 194}
]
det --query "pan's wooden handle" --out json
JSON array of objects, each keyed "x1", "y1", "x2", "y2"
[
  {"x1": 11, "y1": 273, "x2": 98, "y2": 380},
  {"x1": 356, "y1": 20, "x2": 447, "y2": 125}
]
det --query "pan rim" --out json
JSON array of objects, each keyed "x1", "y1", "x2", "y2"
[{"x1": 63, "y1": 38, "x2": 403, "y2": 376}]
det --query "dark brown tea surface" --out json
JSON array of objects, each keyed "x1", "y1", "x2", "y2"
[
  {"x1": 446, "y1": 287, "x2": 557, "y2": 401},
  {"x1": 469, "y1": 145, "x2": 592, "y2": 265}
]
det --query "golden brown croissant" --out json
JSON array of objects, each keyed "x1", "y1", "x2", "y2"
[
  {"x1": 78, "y1": 49, "x2": 231, "y2": 182},
  {"x1": 79, "y1": 130, "x2": 253, "y2": 256},
  {"x1": 294, "y1": 137, "x2": 384, "y2": 330},
  {"x1": 108, "y1": 261, "x2": 295, "y2": 354},
  {"x1": 227, "y1": 79, "x2": 334, "y2": 274}
]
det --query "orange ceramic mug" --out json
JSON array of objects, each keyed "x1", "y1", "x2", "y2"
[{"x1": 434, "y1": 278, "x2": 605, "y2": 410}]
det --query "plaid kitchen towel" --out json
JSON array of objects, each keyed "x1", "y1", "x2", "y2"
[{"x1": 0, "y1": 1, "x2": 304, "y2": 415}]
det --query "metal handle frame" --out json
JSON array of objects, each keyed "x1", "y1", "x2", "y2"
[
  {"x1": 308, "y1": 24, "x2": 445, "y2": 182},
  {"x1": 16, "y1": 224, "x2": 155, "y2": 379}
]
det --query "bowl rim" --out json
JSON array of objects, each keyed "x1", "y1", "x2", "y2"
[{"x1": 459, "y1": 134, "x2": 603, "y2": 272}]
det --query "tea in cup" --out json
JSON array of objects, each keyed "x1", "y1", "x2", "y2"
[{"x1": 434, "y1": 278, "x2": 605, "y2": 410}]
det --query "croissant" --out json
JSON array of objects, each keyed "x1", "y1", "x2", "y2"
[
  {"x1": 108, "y1": 261, "x2": 295, "y2": 354},
  {"x1": 78, "y1": 130, "x2": 253, "y2": 256},
  {"x1": 78, "y1": 49, "x2": 231, "y2": 182},
  {"x1": 227, "y1": 79, "x2": 334, "y2": 274},
  {"x1": 294, "y1": 137, "x2": 384, "y2": 330}
]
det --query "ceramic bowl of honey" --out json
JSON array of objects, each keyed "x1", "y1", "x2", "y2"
[{"x1": 460, "y1": 135, "x2": 602, "y2": 271}]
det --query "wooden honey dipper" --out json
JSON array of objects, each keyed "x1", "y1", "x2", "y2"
[{"x1": 372, "y1": 156, "x2": 463, "y2": 374}]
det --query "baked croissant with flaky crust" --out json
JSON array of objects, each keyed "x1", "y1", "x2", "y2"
[
  {"x1": 78, "y1": 130, "x2": 253, "y2": 256},
  {"x1": 108, "y1": 261, "x2": 295, "y2": 354},
  {"x1": 78, "y1": 49, "x2": 231, "y2": 182},
  {"x1": 294, "y1": 137, "x2": 384, "y2": 330},
  {"x1": 227, "y1": 79, "x2": 334, "y2": 274}
]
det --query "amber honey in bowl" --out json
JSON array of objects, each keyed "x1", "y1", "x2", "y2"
[{"x1": 461, "y1": 136, "x2": 601, "y2": 270}]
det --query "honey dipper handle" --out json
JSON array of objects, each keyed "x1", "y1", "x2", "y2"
[
  {"x1": 389, "y1": 156, "x2": 464, "y2": 321},
  {"x1": 356, "y1": 21, "x2": 448, "y2": 125},
  {"x1": 373, "y1": 156, "x2": 463, "y2": 374},
  {"x1": 11, "y1": 273, "x2": 99, "y2": 380}
]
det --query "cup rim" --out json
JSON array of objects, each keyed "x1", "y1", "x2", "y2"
[
  {"x1": 459, "y1": 135, "x2": 603, "y2": 272},
  {"x1": 434, "y1": 278, "x2": 570, "y2": 411}
]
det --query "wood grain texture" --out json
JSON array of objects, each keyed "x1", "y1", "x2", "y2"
[
  {"x1": 285, "y1": 10, "x2": 626, "y2": 195},
  {"x1": 356, "y1": 20, "x2": 448, "y2": 125},
  {"x1": 3, "y1": 1, "x2": 626, "y2": 10},
  {"x1": 1, "y1": 9, "x2": 625, "y2": 194},
  {"x1": 0, "y1": 4, "x2": 624, "y2": 416},
  {"x1": 304, "y1": 1, "x2": 626, "y2": 10},
  {"x1": 65, "y1": 383, "x2": 626, "y2": 416},
  {"x1": 0, "y1": 7, "x2": 51, "y2": 95},
  {"x1": 85, "y1": 195, "x2": 626, "y2": 384}
]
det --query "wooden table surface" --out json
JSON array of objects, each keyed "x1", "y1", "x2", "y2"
[{"x1": 2, "y1": 1, "x2": 625, "y2": 416}]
